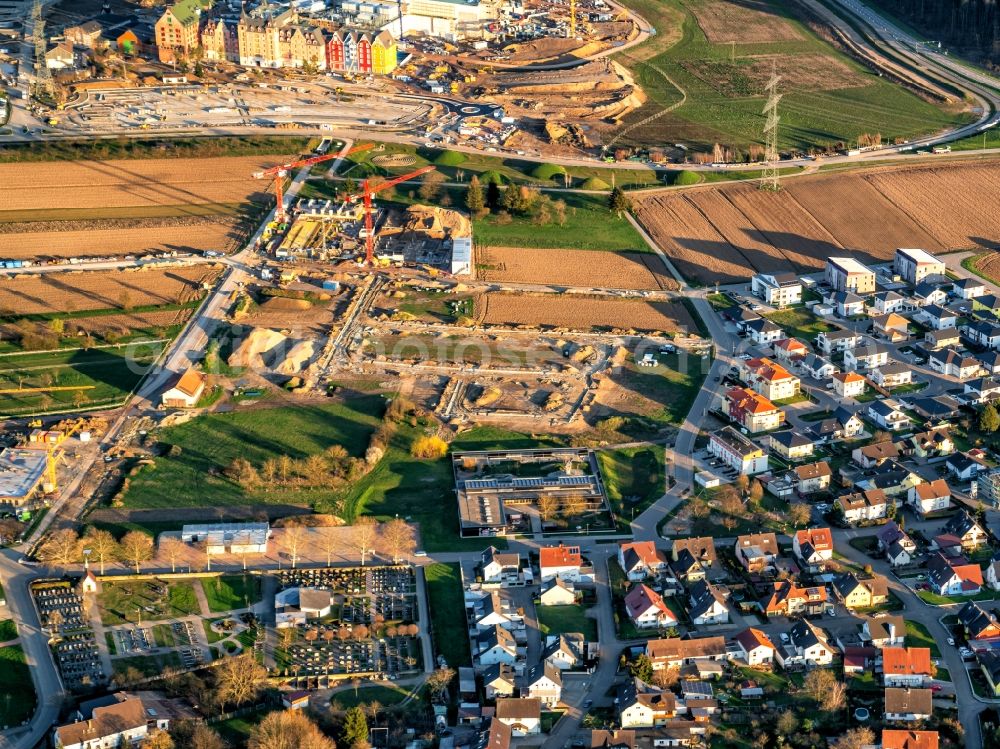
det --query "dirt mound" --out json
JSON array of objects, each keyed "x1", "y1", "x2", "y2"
[
  {"x1": 403, "y1": 205, "x2": 472, "y2": 239},
  {"x1": 262, "y1": 297, "x2": 313, "y2": 311},
  {"x1": 275, "y1": 339, "x2": 316, "y2": 374},
  {"x1": 228, "y1": 328, "x2": 289, "y2": 369}
]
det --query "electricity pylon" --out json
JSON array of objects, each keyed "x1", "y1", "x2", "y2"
[{"x1": 760, "y1": 61, "x2": 782, "y2": 192}]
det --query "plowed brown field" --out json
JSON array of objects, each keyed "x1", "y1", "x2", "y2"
[
  {"x1": 476, "y1": 292, "x2": 697, "y2": 332},
  {"x1": 477, "y1": 247, "x2": 679, "y2": 290},
  {"x1": 634, "y1": 160, "x2": 1000, "y2": 284},
  {"x1": 0, "y1": 219, "x2": 240, "y2": 260},
  {"x1": 0, "y1": 156, "x2": 275, "y2": 212},
  {"x1": 0, "y1": 265, "x2": 219, "y2": 315},
  {"x1": 969, "y1": 253, "x2": 1000, "y2": 285}
]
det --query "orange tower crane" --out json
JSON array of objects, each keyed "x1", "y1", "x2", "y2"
[
  {"x1": 253, "y1": 143, "x2": 374, "y2": 221},
  {"x1": 348, "y1": 166, "x2": 436, "y2": 265}
]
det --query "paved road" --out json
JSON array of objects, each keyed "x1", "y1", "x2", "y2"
[
  {"x1": 0, "y1": 550, "x2": 63, "y2": 749},
  {"x1": 833, "y1": 527, "x2": 984, "y2": 748}
]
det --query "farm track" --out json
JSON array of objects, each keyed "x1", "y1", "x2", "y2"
[{"x1": 605, "y1": 55, "x2": 688, "y2": 150}]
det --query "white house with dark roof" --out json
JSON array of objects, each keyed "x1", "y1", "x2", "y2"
[
  {"x1": 688, "y1": 580, "x2": 729, "y2": 626},
  {"x1": 752, "y1": 272, "x2": 802, "y2": 307}
]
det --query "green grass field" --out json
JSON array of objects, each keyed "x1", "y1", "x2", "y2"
[
  {"x1": 537, "y1": 603, "x2": 598, "y2": 641},
  {"x1": 618, "y1": 351, "x2": 711, "y2": 425},
  {"x1": 112, "y1": 652, "x2": 183, "y2": 678},
  {"x1": 598, "y1": 446, "x2": 665, "y2": 524},
  {"x1": 764, "y1": 308, "x2": 837, "y2": 340},
  {"x1": 302, "y1": 178, "x2": 647, "y2": 252},
  {"x1": 201, "y1": 575, "x2": 262, "y2": 613},
  {"x1": 612, "y1": 0, "x2": 968, "y2": 151},
  {"x1": 0, "y1": 646, "x2": 35, "y2": 727},
  {"x1": 120, "y1": 397, "x2": 385, "y2": 509},
  {"x1": 425, "y1": 563, "x2": 470, "y2": 669},
  {"x1": 335, "y1": 425, "x2": 561, "y2": 551},
  {"x1": 0, "y1": 344, "x2": 165, "y2": 417},
  {"x1": 98, "y1": 579, "x2": 200, "y2": 625}
]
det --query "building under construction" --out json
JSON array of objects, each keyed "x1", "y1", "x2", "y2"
[
  {"x1": 0, "y1": 447, "x2": 49, "y2": 509},
  {"x1": 274, "y1": 198, "x2": 367, "y2": 260}
]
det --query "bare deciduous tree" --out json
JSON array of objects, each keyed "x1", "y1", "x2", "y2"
[
  {"x1": 215, "y1": 653, "x2": 267, "y2": 708},
  {"x1": 248, "y1": 710, "x2": 335, "y2": 749},
  {"x1": 352, "y1": 516, "x2": 378, "y2": 566},
  {"x1": 82, "y1": 528, "x2": 118, "y2": 574},
  {"x1": 380, "y1": 518, "x2": 415, "y2": 563},
  {"x1": 159, "y1": 536, "x2": 185, "y2": 573},
  {"x1": 37, "y1": 529, "x2": 81, "y2": 567},
  {"x1": 282, "y1": 522, "x2": 308, "y2": 569},
  {"x1": 120, "y1": 531, "x2": 154, "y2": 574}
]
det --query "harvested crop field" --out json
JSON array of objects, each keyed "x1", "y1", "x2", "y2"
[
  {"x1": 968, "y1": 253, "x2": 1000, "y2": 285},
  {"x1": 476, "y1": 293, "x2": 697, "y2": 332},
  {"x1": 477, "y1": 247, "x2": 679, "y2": 290},
  {"x1": 688, "y1": 0, "x2": 802, "y2": 43},
  {"x1": 0, "y1": 217, "x2": 242, "y2": 260},
  {"x1": 0, "y1": 156, "x2": 277, "y2": 213},
  {"x1": 681, "y1": 54, "x2": 866, "y2": 97},
  {"x1": 633, "y1": 160, "x2": 1000, "y2": 284},
  {"x1": 0, "y1": 265, "x2": 219, "y2": 315}
]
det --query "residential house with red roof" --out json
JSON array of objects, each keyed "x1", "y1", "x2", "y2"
[
  {"x1": 739, "y1": 357, "x2": 801, "y2": 401},
  {"x1": 539, "y1": 544, "x2": 588, "y2": 583},
  {"x1": 733, "y1": 628, "x2": 775, "y2": 667},
  {"x1": 881, "y1": 730, "x2": 939, "y2": 749},
  {"x1": 724, "y1": 387, "x2": 784, "y2": 433},
  {"x1": 618, "y1": 542, "x2": 668, "y2": 582},
  {"x1": 792, "y1": 527, "x2": 834, "y2": 571},
  {"x1": 927, "y1": 551, "x2": 983, "y2": 597},
  {"x1": 624, "y1": 584, "x2": 677, "y2": 630},
  {"x1": 882, "y1": 646, "x2": 933, "y2": 687}
]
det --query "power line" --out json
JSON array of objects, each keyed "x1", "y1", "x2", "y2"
[{"x1": 760, "y1": 60, "x2": 782, "y2": 192}]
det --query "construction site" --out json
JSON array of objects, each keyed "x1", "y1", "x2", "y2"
[{"x1": 0, "y1": 416, "x2": 108, "y2": 511}]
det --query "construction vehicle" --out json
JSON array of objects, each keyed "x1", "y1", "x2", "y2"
[
  {"x1": 253, "y1": 142, "x2": 374, "y2": 221},
  {"x1": 27, "y1": 418, "x2": 42, "y2": 428},
  {"x1": 345, "y1": 165, "x2": 436, "y2": 265}
]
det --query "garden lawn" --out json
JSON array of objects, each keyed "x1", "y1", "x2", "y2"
[
  {"x1": 537, "y1": 603, "x2": 598, "y2": 641},
  {"x1": 0, "y1": 645, "x2": 34, "y2": 727},
  {"x1": 330, "y1": 684, "x2": 410, "y2": 709},
  {"x1": 425, "y1": 563, "x2": 471, "y2": 668},
  {"x1": 201, "y1": 575, "x2": 262, "y2": 613},
  {"x1": 905, "y1": 620, "x2": 941, "y2": 657},
  {"x1": 121, "y1": 396, "x2": 385, "y2": 509}
]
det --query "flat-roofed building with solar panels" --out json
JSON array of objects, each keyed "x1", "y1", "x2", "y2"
[
  {"x1": 452, "y1": 448, "x2": 610, "y2": 537},
  {"x1": 181, "y1": 522, "x2": 270, "y2": 554}
]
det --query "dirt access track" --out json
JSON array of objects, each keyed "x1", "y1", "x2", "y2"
[
  {"x1": 632, "y1": 159, "x2": 1000, "y2": 284},
  {"x1": 475, "y1": 292, "x2": 698, "y2": 333}
]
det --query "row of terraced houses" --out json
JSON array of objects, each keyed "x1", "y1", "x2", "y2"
[{"x1": 155, "y1": 0, "x2": 397, "y2": 74}]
